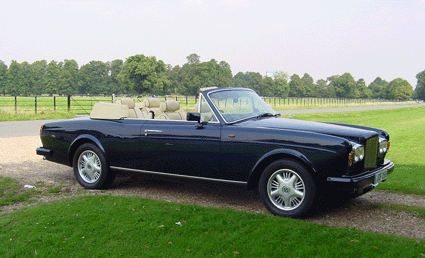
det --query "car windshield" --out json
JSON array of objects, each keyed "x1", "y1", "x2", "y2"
[{"x1": 208, "y1": 89, "x2": 277, "y2": 123}]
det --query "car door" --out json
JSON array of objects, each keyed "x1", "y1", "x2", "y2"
[{"x1": 138, "y1": 119, "x2": 221, "y2": 179}]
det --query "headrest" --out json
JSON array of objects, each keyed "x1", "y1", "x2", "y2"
[
  {"x1": 141, "y1": 98, "x2": 160, "y2": 108},
  {"x1": 90, "y1": 102, "x2": 130, "y2": 120},
  {"x1": 116, "y1": 98, "x2": 135, "y2": 109},
  {"x1": 160, "y1": 100, "x2": 180, "y2": 112}
]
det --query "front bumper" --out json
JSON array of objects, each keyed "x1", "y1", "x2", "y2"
[{"x1": 326, "y1": 159, "x2": 395, "y2": 195}]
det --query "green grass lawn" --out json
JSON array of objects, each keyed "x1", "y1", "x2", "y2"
[
  {"x1": 285, "y1": 106, "x2": 425, "y2": 195},
  {"x1": 1, "y1": 195, "x2": 424, "y2": 258},
  {"x1": 0, "y1": 110, "x2": 77, "y2": 121}
]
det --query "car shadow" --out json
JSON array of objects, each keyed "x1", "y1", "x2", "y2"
[
  {"x1": 110, "y1": 171, "x2": 268, "y2": 214},
  {"x1": 109, "y1": 171, "x2": 387, "y2": 219}
]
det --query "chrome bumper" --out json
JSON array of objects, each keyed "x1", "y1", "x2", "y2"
[{"x1": 326, "y1": 159, "x2": 395, "y2": 195}]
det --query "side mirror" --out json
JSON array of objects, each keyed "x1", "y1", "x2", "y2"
[
  {"x1": 187, "y1": 112, "x2": 201, "y2": 123},
  {"x1": 187, "y1": 112, "x2": 207, "y2": 129}
]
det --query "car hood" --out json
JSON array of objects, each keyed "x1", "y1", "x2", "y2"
[{"x1": 236, "y1": 117, "x2": 379, "y2": 142}]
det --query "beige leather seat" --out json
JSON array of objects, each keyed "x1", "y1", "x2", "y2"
[
  {"x1": 157, "y1": 100, "x2": 186, "y2": 120},
  {"x1": 137, "y1": 98, "x2": 162, "y2": 119},
  {"x1": 116, "y1": 98, "x2": 145, "y2": 118},
  {"x1": 90, "y1": 102, "x2": 129, "y2": 120}
]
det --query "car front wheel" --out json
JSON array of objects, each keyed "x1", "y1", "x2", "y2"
[
  {"x1": 259, "y1": 159, "x2": 316, "y2": 218},
  {"x1": 73, "y1": 143, "x2": 115, "y2": 189}
]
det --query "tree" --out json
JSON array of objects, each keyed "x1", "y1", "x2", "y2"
[
  {"x1": 6, "y1": 60, "x2": 21, "y2": 95},
  {"x1": 0, "y1": 61, "x2": 8, "y2": 95},
  {"x1": 118, "y1": 54, "x2": 168, "y2": 94},
  {"x1": 247, "y1": 72, "x2": 264, "y2": 96},
  {"x1": 233, "y1": 72, "x2": 250, "y2": 88},
  {"x1": 186, "y1": 53, "x2": 201, "y2": 65},
  {"x1": 78, "y1": 61, "x2": 110, "y2": 94},
  {"x1": 61, "y1": 59, "x2": 79, "y2": 94},
  {"x1": 289, "y1": 74, "x2": 303, "y2": 97},
  {"x1": 178, "y1": 55, "x2": 233, "y2": 95},
  {"x1": 414, "y1": 70, "x2": 425, "y2": 101},
  {"x1": 31, "y1": 60, "x2": 47, "y2": 95},
  {"x1": 356, "y1": 78, "x2": 372, "y2": 99},
  {"x1": 273, "y1": 71, "x2": 289, "y2": 97},
  {"x1": 331, "y1": 73, "x2": 356, "y2": 98},
  {"x1": 301, "y1": 73, "x2": 316, "y2": 97},
  {"x1": 58, "y1": 69, "x2": 74, "y2": 95},
  {"x1": 262, "y1": 76, "x2": 275, "y2": 97},
  {"x1": 368, "y1": 77, "x2": 388, "y2": 99},
  {"x1": 316, "y1": 79, "x2": 335, "y2": 98},
  {"x1": 386, "y1": 78, "x2": 413, "y2": 100},
  {"x1": 216, "y1": 60, "x2": 233, "y2": 88},
  {"x1": 166, "y1": 65, "x2": 182, "y2": 95},
  {"x1": 43, "y1": 61, "x2": 62, "y2": 95},
  {"x1": 19, "y1": 62, "x2": 34, "y2": 96},
  {"x1": 109, "y1": 59, "x2": 123, "y2": 94}
]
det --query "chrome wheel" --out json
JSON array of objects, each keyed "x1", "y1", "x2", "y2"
[
  {"x1": 267, "y1": 169, "x2": 305, "y2": 211},
  {"x1": 77, "y1": 150, "x2": 102, "y2": 184}
]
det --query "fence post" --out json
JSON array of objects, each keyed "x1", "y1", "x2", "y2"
[
  {"x1": 68, "y1": 95, "x2": 71, "y2": 112},
  {"x1": 15, "y1": 96, "x2": 17, "y2": 114},
  {"x1": 54, "y1": 96, "x2": 56, "y2": 111},
  {"x1": 35, "y1": 96, "x2": 37, "y2": 114}
]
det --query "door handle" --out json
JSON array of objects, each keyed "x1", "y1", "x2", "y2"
[{"x1": 144, "y1": 129, "x2": 163, "y2": 136}]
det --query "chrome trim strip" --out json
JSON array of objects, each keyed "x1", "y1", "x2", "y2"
[
  {"x1": 144, "y1": 129, "x2": 163, "y2": 133},
  {"x1": 141, "y1": 118, "x2": 220, "y2": 124},
  {"x1": 110, "y1": 166, "x2": 247, "y2": 185},
  {"x1": 144, "y1": 129, "x2": 163, "y2": 136}
]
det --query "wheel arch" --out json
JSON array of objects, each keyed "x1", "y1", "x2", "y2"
[
  {"x1": 247, "y1": 149, "x2": 316, "y2": 190},
  {"x1": 68, "y1": 135, "x2": 105, "y2": 167}
]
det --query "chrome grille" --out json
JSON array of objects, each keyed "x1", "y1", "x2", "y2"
[{"x1": 364, "y1": 136, "x2": 378, "y2": 169}]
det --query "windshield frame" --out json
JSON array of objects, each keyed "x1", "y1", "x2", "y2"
[{"x1": 206, "y1": 88, "x2": 277, "y2": 124}]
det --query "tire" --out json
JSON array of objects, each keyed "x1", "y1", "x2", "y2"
[
  {"x1": 259, "y1": 159, "x2": 316, "y2": 218},
  {"x1": 72, "y1": 143, "x2": 115, "y2": 189}
]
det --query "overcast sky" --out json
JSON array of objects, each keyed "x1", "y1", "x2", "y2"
[{"x1": 1, "y1": 0, "x2": 424, "y2": 87}]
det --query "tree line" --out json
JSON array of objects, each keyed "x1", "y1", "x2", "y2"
[{"x1": 0, "y1": 53, "x2": 423, "y2": 100}]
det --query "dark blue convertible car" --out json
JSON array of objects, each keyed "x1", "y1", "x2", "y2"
[{"x1": 37, "y1": 87, "x2": 394, "y2": 217}]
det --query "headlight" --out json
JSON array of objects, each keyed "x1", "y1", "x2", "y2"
[
  {"x1": 379, "y1": 138, "x2": 390, "y2": 154},
  {"x1": 40, "y1": 124, "x2": 44, "y2": 135},
  {"x1": 348, "y1": 143, "x2": 364, "y2": 166}
]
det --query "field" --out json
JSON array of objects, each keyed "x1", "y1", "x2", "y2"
[
  {"x1": 0, "y1": 95, "x2": 417, "y2": 115},
  {"x1": 1, "y1": 106, "x2": 425, "y2": 257},
  {"x1": 0, "y1": 96, "x2": 197, "y2": 115}
]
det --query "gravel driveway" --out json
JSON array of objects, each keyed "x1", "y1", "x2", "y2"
[{"x1": 1, "y1": 135, "x2": 425, "y2": 239}]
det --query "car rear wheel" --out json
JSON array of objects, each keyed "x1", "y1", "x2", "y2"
[
  {"x1": 73, "y1": 143, "x2": 115, "y2": 189},
  {"x1": 259, "y1": 159, "x2": 316, "y2": 218}
]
